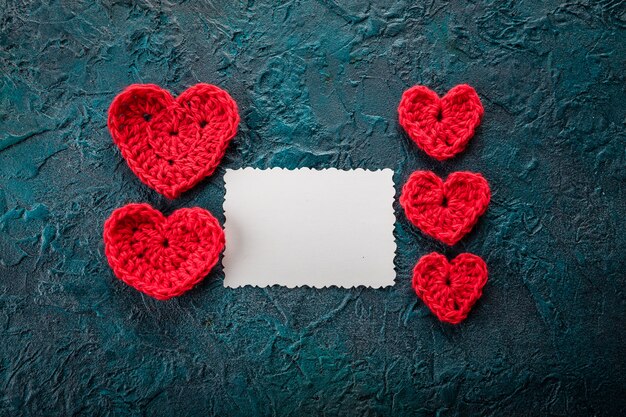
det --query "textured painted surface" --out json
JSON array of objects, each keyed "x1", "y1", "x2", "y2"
[{"x1": 1, "y1": 1, "x2": 625, "y2": 415}]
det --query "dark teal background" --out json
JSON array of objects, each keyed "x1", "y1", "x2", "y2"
[{"x1": 1, "y1": 1, "x2": 625, "y2": 416}]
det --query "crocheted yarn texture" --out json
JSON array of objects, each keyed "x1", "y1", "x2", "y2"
[
  {"x1": 400, "y1": 171, "x2": 490, "y2": 246},
  {"x1": 413, "y1": 252, "x2": 488, "y2": 324},
  {"x1": 398, "y1": 84, "x2": 483, "y2": 161},
  {"x1": 103, "y1": 203, "x2": 225, "y2": 300},
  {"x1": 108, "y1": 83, "x2": 239, "y2": 199}
]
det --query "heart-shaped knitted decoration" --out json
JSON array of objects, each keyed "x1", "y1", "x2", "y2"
[
  {"x1": 108, "y1": 84, "x2": 239, "y2": 199},
  {"x1": 400, "y1": 171, "x2": 490, "y2": 246},
  {"x1": 398, "y1": 84, "x2": 483, "y2": 160},
  {"x1": 103, "y1": 203, "x2": 225, "y2": 300},
  {"x1": 413, "y1": 252, "x2": 488, "y2": 324}
]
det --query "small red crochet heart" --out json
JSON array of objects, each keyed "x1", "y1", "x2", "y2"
[
  {"x1": 400, "y1": 171, "x2": 490, "y2": 246},
  {"x1": 103, "y1": 203, "x2": 225, "y2": 300},
  {"x1": 108, "y1": 83, "x2": 239, "y2": 199},
  {"x1": 398, "y1": 84, "x2": 483, "y2": 160},
  {"x1": 413, "y1": 252, "x2": 488, "y2": 324}
]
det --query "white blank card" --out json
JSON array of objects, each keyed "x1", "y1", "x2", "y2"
[{"x1": 222, "y1": 168, "x2": 396, "y2": 288}]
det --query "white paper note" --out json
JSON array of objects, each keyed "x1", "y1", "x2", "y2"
[{"x1": 222, "y1": 168, "x2": 396, "y2": 288}]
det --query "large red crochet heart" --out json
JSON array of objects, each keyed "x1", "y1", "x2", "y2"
[
  {"x1": 398, "y1": 84, "x2": 483, "y2": 160},
  {"x1": 103, "y1": 203, "x2": 225, "y2": 300},
  {"x1": 400, "y1": 171, "x2": 490, "y2": 246},
  {"x1": 413, "y1": 252, "x2": 488, "y2": 324},
  {"x1": 108, "y1": 84, "x2": 239, "y2": 199}
]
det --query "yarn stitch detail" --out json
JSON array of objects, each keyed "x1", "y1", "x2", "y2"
[
  {"x1": 413, "y1": 252, "x2": 488, "y2": 324},
  {"x1": 108, "y1": 83, "x2": 239, "y2": 199},
  {"x1": 398, "y1": 84, "x2": 483, "y2": 161},
  {"x1": 103, "y1": 203, "x2": 225, "y2": 300},
  {"x1": 400, "y1": 171, "x2": 490, "y2": 246}
]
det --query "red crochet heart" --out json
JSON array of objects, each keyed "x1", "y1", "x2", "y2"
[
  {"x1": 108, "y1": 84, "x2": 239, "y2": 199},
  {"x1": 413, "y1": 252, "x2": 488, "y2": 324},
  {"x1": 398, "y1": 84, "x2": 483, "y2": 160},
  {"x1": 103, "y1": 203, "x2": 225, "y2": 300},
  {"x1": 400, "y1": 171, "x2": 490, "y2": 246}
]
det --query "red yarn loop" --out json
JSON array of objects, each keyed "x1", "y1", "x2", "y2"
[
  {"x1": 108, "y1": 83, "x2": 239, "y2": 199},
  {"x1": 400, "y1": 171, "x2": 490, "y2": 246},
  {"x1": 103, "y1": 203, "x2": 225, "y2": 300},
  {"x1": 413, "y1": 252, "x2": 488, "y2": 324},
  {"x1": 398, "y1": 84, "x2": 483, "y2": 160}
]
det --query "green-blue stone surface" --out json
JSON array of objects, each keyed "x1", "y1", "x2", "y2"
[{"x1": 0, "y1": 1, "x2": 625, "y2": 415}]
